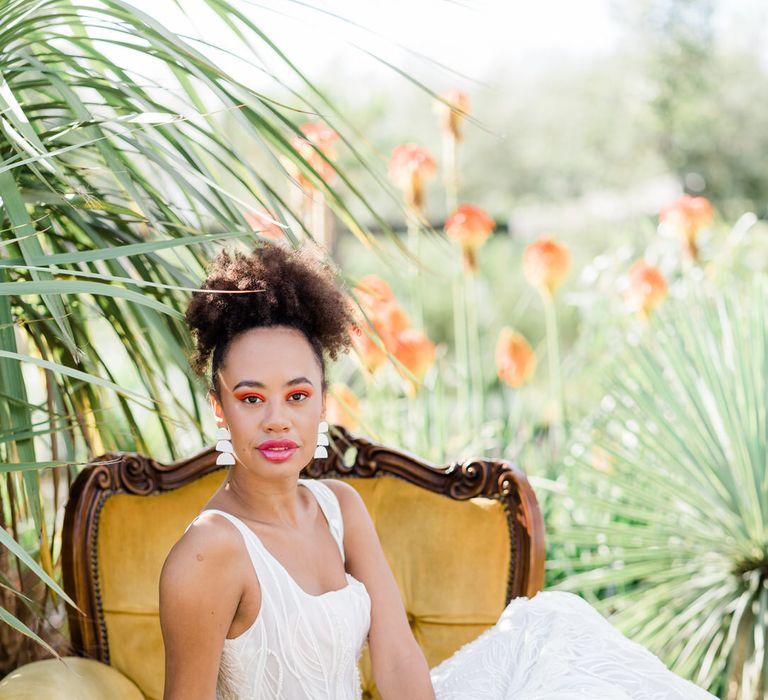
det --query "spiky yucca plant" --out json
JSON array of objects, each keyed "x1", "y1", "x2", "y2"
[{"x1": 549, "y1": 281, "x2": 768, "y2": 699}]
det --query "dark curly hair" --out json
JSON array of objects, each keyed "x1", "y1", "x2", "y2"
[{"x1": 185, "y1": 242, "x2": 355, "y2": 397}]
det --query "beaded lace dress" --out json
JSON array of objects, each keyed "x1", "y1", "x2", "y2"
[
  {"x1": 186, "y1": 479, "x2": 370, "y2": 699},
  {"x1": 187, "y1": 480, "x2": 716, "y2": 700},
  {"x1": 428, "y1": 590, "x2": 717, "y2": 699}
]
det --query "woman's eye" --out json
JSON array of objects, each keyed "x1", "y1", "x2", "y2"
[
  {"x1": 289, "y1": 392, "x2": 308, "y2": 401},
  {"x1": 243, "y1": 395, "x2": 262, "y2": 404}
]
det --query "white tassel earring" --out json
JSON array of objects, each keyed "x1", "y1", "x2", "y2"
[
  {"x1": 314, "y1": 420, "x2": 329, "y2": 459},
  {"x1": 215, "y1": 426, "x2": 235, "y2": 465}
]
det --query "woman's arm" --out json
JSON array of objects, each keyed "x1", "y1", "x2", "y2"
[
  {"x1": 159, "y1": 514, "x2": 248, "y2": 700},
  {"x1": 326, "y1": 480, "x2": 437, "y2": 700}
]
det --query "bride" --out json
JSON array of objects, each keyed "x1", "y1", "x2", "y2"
[{"x1": 159, "y1": 242, "x2": 716, "y2": 699}]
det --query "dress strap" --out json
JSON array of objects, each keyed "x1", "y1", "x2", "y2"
[
  {"x1": 186, "y1": 508, "x2": 251, "y2": 538},
  {"x1": 299, "y1": 479, "x2": 346, "y2": 563},
  {"x1": 185, "y1": 509, "x2": 276, "y2": 571},
  {"x1": 184, "y1": 508, "x2": 268, "y2": 558},
  {"x1": 185, "y1": 482, "x2": 346, "y2": 564},
  {"x1": 185, "y1": 509, "x2": 298, "y2": 607}
]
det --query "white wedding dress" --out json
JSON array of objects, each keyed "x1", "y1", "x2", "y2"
[{"x1": 186, "y1": 480, "x2": 717, "y2": 699}]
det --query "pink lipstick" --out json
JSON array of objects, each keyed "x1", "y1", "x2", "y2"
[{"x1": 257, "y1": 439, "x2": 298, "y2": 463}]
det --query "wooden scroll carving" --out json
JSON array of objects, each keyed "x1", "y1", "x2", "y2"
[{"x1": 62, "y1": 426, "x2": 545, "y2": 662}]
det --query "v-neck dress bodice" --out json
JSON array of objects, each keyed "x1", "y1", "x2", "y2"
[{"x1": 185, "y1": 478, "x2": 371, "y2": 700}]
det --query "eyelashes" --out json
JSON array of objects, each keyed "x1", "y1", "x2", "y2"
[{"x1": 239, "y1": 391, "x2": 310, "y2": 404}]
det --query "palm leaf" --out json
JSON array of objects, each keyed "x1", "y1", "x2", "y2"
[{"x1": 0, "y1": 0, "x2": 421, "y2": 661}]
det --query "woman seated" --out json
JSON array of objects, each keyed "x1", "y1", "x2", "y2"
[{"x1": 159, "y1": 242, "x2": 716, "y2": 699}]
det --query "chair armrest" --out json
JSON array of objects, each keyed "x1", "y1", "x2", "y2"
[{"x1": 0, "y1": 657, "x2": 144, "y2": 699}]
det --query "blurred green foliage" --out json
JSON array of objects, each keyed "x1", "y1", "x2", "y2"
[{"x1": 303, "y1": 0, "x2": 768, "y2": 227}]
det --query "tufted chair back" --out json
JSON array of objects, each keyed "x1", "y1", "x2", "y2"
[{"x1": 62, "y1": 427, "x2": 545, "y2": 699}]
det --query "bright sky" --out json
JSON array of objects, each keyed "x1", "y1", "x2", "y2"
[
  {"x1": 125, "y1": 0, "x2": 768, "y2": 101},
  {"x1": 128, "y1": 0, "x2": 624, "y2": 90}
]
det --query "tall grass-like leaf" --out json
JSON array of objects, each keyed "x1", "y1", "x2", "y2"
[
  {"x1": 0, "y1": 0, "x2": 417, "y2": 665},
  {"x1": 0, "y1": 607, "x2": 58, "y2": 658},
  {"x1": 549, "y1": 282, "x2": 768, "y2": 699}
]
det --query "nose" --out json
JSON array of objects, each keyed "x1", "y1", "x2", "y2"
[{"x1": 262, "y1": 400, "x2": 291, "y2": 433}]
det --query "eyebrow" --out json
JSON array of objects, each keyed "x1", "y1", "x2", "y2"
[{"x1": 233, "y1": 377, "x2": 314, "y2": 391}]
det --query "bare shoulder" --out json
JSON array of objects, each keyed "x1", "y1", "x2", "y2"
[
  {"x1": 321, "y1": 477, "x2": 359, "y2": 499},
  {"x1": 161, "y1": 510, "x2": 244, "y2": 585},
  {"x1": 160, "y1": 511, "x2": 248, "y2": 623},
  {"x1": 159, "y1": 512, "x2": 247, "y2": 699},
  {"x1": 320, "y1": 479, "x2": 378, "y2": 565},
  {"x1": 321, "y1": 479, "x2": 368, "y2": 522}
]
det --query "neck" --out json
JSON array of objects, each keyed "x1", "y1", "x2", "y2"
[{"x1": 223, "y1": 465, "x2": 307, "y2": 528}]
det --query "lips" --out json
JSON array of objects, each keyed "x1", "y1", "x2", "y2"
[{"x1": 257, "y1": 439, "x2": 298, "y2": 463}]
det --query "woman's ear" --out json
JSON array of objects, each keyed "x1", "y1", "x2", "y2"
[{"x1": 210, "y1": 390, "x2": 225, "y2": 424}]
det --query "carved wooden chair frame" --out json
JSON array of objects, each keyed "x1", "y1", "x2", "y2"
[{"x1": 62, "y1": 426, "x2": 545, "y2": 664}]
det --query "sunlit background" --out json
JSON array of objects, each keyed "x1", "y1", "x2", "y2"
[
  {"x1": 129, "y1": 0, "x2": 768, "y2": 222},
  {"x1": 3, "y1": 2, "x2": 768, "y2": 695}
]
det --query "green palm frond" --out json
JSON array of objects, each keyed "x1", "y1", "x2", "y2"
[
  {"x1": 549, "y1": 281, "x2": 768, "y2": 699},
  {"x1": 0, "y1": 0, "x2": 412, "y2": 657}
]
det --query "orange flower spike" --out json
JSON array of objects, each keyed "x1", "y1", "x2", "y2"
[
  {"x1": 350, "y1": 316, "x2": 390, "y2": 373},
  {"x1": 349, "y1": 275, "x2": 411, "y2": 373},
  {"x1": 326, "y1": 383, "x2": 361, "y2": 432},
  {"x1": 659, "y1": 195, "x2": 714, "y2": 261},
  {"x1": 299, "y1": 122, "x2": 340, "y2": 152},
  {"x1": 522, "y1": 236, "x2": 571, "y2": 299},
  {"x1": 433, "y1": 89, "x2": 471, "y2": 141},
  {"x1": 379, "y1": 302, "x2": 410, "y2": 337},
  {"x1": 354, "y1": 274, "x2": 395, "y2": 307},
  {"x1": 624, "y1": 260, "x2": 668, "y2": 319},
  {"x1": 392, "y1": 328, "x2": 437, "y2": 394},
  {"x1": 352, "y1": 275, "x2": 410, "y2": 336},
  {"x1": 444, "y1": 204, "x2": 495, "y2": 273},
  {"x1": 495, "y1": 328, "x2": 537, "y2": 388},
  {"x1": 244, "y1": 208, "x2": 284, "y2": 240},
  {"x1": 388, "y1": 143, "x2": 437, "y2": 210},
  {"x1": 290, "y1": 121, "x2": 340, "y2": 185}
]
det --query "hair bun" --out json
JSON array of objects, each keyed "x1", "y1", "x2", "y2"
[{"x1": 185, "y1": 242, "x2": 354, "y2": 381}]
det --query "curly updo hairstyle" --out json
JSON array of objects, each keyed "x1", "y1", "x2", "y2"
[{"x1": 185, "y1": 242, "x2": 355, "y2": 397}]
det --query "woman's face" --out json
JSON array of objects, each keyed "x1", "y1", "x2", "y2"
[{"x1": 210, "y1": 326, "x2": 325, "y2": 479}]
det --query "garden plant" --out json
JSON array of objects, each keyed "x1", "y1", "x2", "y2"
[{"x1": 1, "y1": 1, "x2": 766, "y2": 698}]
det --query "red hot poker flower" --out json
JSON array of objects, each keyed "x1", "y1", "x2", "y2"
[
  {"x1": 624, "y1": 260, "x2": 668, "y2": 319},
  {"x1": 388, "y1": 143, "x2": 437, "y2": 210},
  {"x1": 444, "y1": 204, "x2": 495, "y2": 272},
  {"x1": 659, "y1": 195, "x2": 713, "y2": 261},
  {"x1": 523, "y1": 236, "x2": 571, "y2": 299},
  {"x1": 433, "y1": 89, "x2": 471, "y2": 141}
]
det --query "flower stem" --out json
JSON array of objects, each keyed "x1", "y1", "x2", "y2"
[
  {"x1": 407, "y1": 216, "x2": 424, "y2": 331},
  {"x1": 452, "y1": 271, "x2": 470, "y2": 444},
  {"x1": 465, "y1": 272, "x2": 484, "y2": 443},
  {"x1": 543, "y1": 295, "x2": 567, "y2": 454},
  {"x1": 434, "y1": 360, "x2": 446, "y2": 462},
  {"x1": 443, "y1": 134, "x2": 459, "y2": 212}
]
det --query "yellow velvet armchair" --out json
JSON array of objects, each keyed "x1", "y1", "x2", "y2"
[{"x1": 0, "y1": 426, "x2": 545, "y2": 699}]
